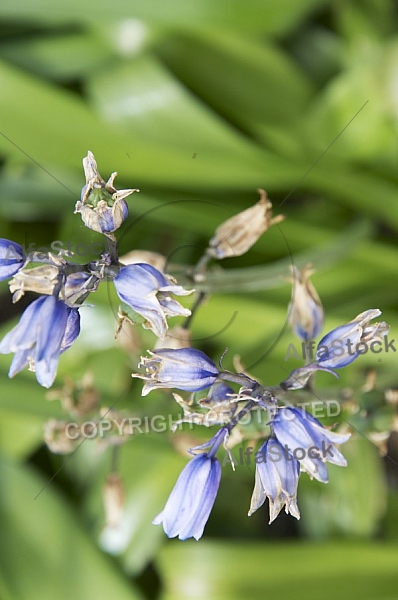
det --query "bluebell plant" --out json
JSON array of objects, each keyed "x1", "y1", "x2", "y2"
[
  {"x1": 134, "y1": 307, "x2": 387, "y2": 537},
  {"x1": 0, "y1": 152, "x2": 193, "y2": 387},
  {"x1": 0, "y1": 152, "x2": 392, "y2": 540}
]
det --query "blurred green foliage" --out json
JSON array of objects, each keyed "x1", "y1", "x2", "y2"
[{"x1": 0, "y1": 1, "x2": 398, "y2": 599}]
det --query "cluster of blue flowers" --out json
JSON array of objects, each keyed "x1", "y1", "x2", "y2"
[
  {"x1": 0, "y1": 152, "x2": 390, "y2": 541},
  {"x1": 134, "y1": 306, "x2": 388, "y2": 539},
  {"x1": 0, "y1": 153, "x2": 193, "y2": 388}
]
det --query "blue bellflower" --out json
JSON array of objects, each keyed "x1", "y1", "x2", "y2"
[
  {"x1": 315, "y1": 309, "x2": 389, "y2": 369},
  {"x1": 114, "y1": 263, "x2": 192, "y2": 339},
  {"x1": 0, "y1": 239, "x2": 25, "y2": 281},
  {"x1": 281, "y1": 309, "x2": 389, "y2": 390},
  {"x1": 0, "y1": 296, "x2": 80, "y2": 388},
  {"x1": 135, "y1": 347, "x2": 219, "y2": 395},
  {"x1": 153, "y1": 428, "x2": 226, "y2": 540},
  {"x1": 272, "y1": 407, "x2": 350, "y2": 483},
  {"x1": 249, "y1": 438, "x2": 300, "y2": 523}
]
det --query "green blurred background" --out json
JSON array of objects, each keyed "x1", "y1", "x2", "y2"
[{"x1": 0, "y1": 0, "x2": 398, "y2": 598}]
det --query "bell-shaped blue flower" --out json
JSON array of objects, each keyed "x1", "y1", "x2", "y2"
[
  {"x1": 272, "y1": 407, "x2": 350, "y2": 483},
  {"x1": 0, "y1": 239, "x2": 24, "y2": 281},
  {"x1": 135, "y1": 347, "x2": 219, "y2": 395},
  {"x1": 249, "y1": 438, "x2": 300, "y2": 523},
  {"x1": 114, "y1": 263, "x2": 193, "y2": 339},
  {"x1": 0, "y1": 296, "x2": 80, "y2": 388},
  {"x1": 315, "y1": 309, "x2": 388, "y2": 369},
  {"x1": 153, "y1": 428, "x2": 226, "y2": 540}
]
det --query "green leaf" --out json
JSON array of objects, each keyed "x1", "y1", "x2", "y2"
[
  {"x1": 0, "y1": 454, "x2": 143, "y2": 600},
  {"x1": 0, "y1": 0, "x2": 329, "y2": 35},
  {"x1": 87, "y1": 54, "x2": 263, "y2": 154},
  {"x1": 157, "y1": 539, "x2": 398, "y2": 600},
  {"x1": 0, "y1": 57, "x2": 298, "y2": 190},
  {"x1": 156, "y1": 30, "x2": 313, "y2": 133},
  {"x1": 0, "y1": 31, "x2": 115, "y2": 81},
  {"x1": 298, "y1": 437, "x2": 387, "y2": 538}
]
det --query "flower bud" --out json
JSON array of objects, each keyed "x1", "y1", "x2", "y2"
[
  {"x1": 103, "y1": 473, "x2": 125, "y2": 528},
  {"x1": 75, "y1": 151, "x2": 139, "y2": 234},
  {"x1": 288, "y1": 263, "x2": 323, "y2": 342},
  {"x1": 207, "y1": 189, "x2": 285, "y2": 259}
]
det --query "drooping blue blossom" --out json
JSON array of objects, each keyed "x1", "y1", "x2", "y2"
[
  {"x1": 114, "y1": 263, "x2": 193, "y2": 339},
  {"x1": 315, "y1": 309, "x2": 389, "y2": 369},
  {"x1": 0, "y1": 239, "x2": 25, "y2": 281},
  {"x1": 281, "y1": 309, "x2": 389, "y2": 390},
  {"x1": 288, "y1": 264, "x2": 324, "y2": 342},
  {"x1": 135, "y1": 347, "x2": 219, "y2": 396},
  {"x1": 272, "y1": 407, "x2": 350, "y2": 483},
  {"x1": 0, "y1": 295, "x2": 80, "y2": 388},
  {"x1": 249, "y1": 438, "x2": 300, "y2": 523},
  {"x1": 153, "y1": 428, "x2": 226, "y2": 540}
]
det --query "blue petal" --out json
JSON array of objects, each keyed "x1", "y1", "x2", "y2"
[
  {"x1": 155, "y1": 348, "x2": 219, "y2": 375},
  {"x1": 316, "y1": 322, "x2": 361, "y2": 368},
  {"x1": 137, "y1": 263, "x2": 170, "y2": 288},
  {"x1": 35, "y1": 298, "x2": 68, "y2": 388},
  {"x1": 179, "y1": 459, "x2": 221, "y2": 540},
  {"x1": 60, "y1": 309, "x2": 81, "y2": 354},
  {"x1": 97, "y1": 208, "x2": 115, "y2": 233},
  {"x1": 138, "y1": 264, "x2": 192, "y2": 296},
  {"x1": 0, "y1": 239, "x2": 24, "y2": 281},
  {"x1": 0, "y1": 296, "x2": 46, "y2": 354},
  {"x1": 207, "y1": 382, "x2": 235, "y2": 403},
  {"x1": 8, "y1": 348, "x2": 31, "y2": 378},
  {"x1": 153, "y1": 453, "x2": 220, "y2": 540}
]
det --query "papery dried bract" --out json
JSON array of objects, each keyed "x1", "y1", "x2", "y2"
[
  {"x1": 207, "y1": 189, "x2": 285, "y2": 259},
  {"x1": 44, "y1": 418, "x2": 80, "y2": 454},
  {"x1": 9, "y1": 264, "x2": 60, "y2": 302}
]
